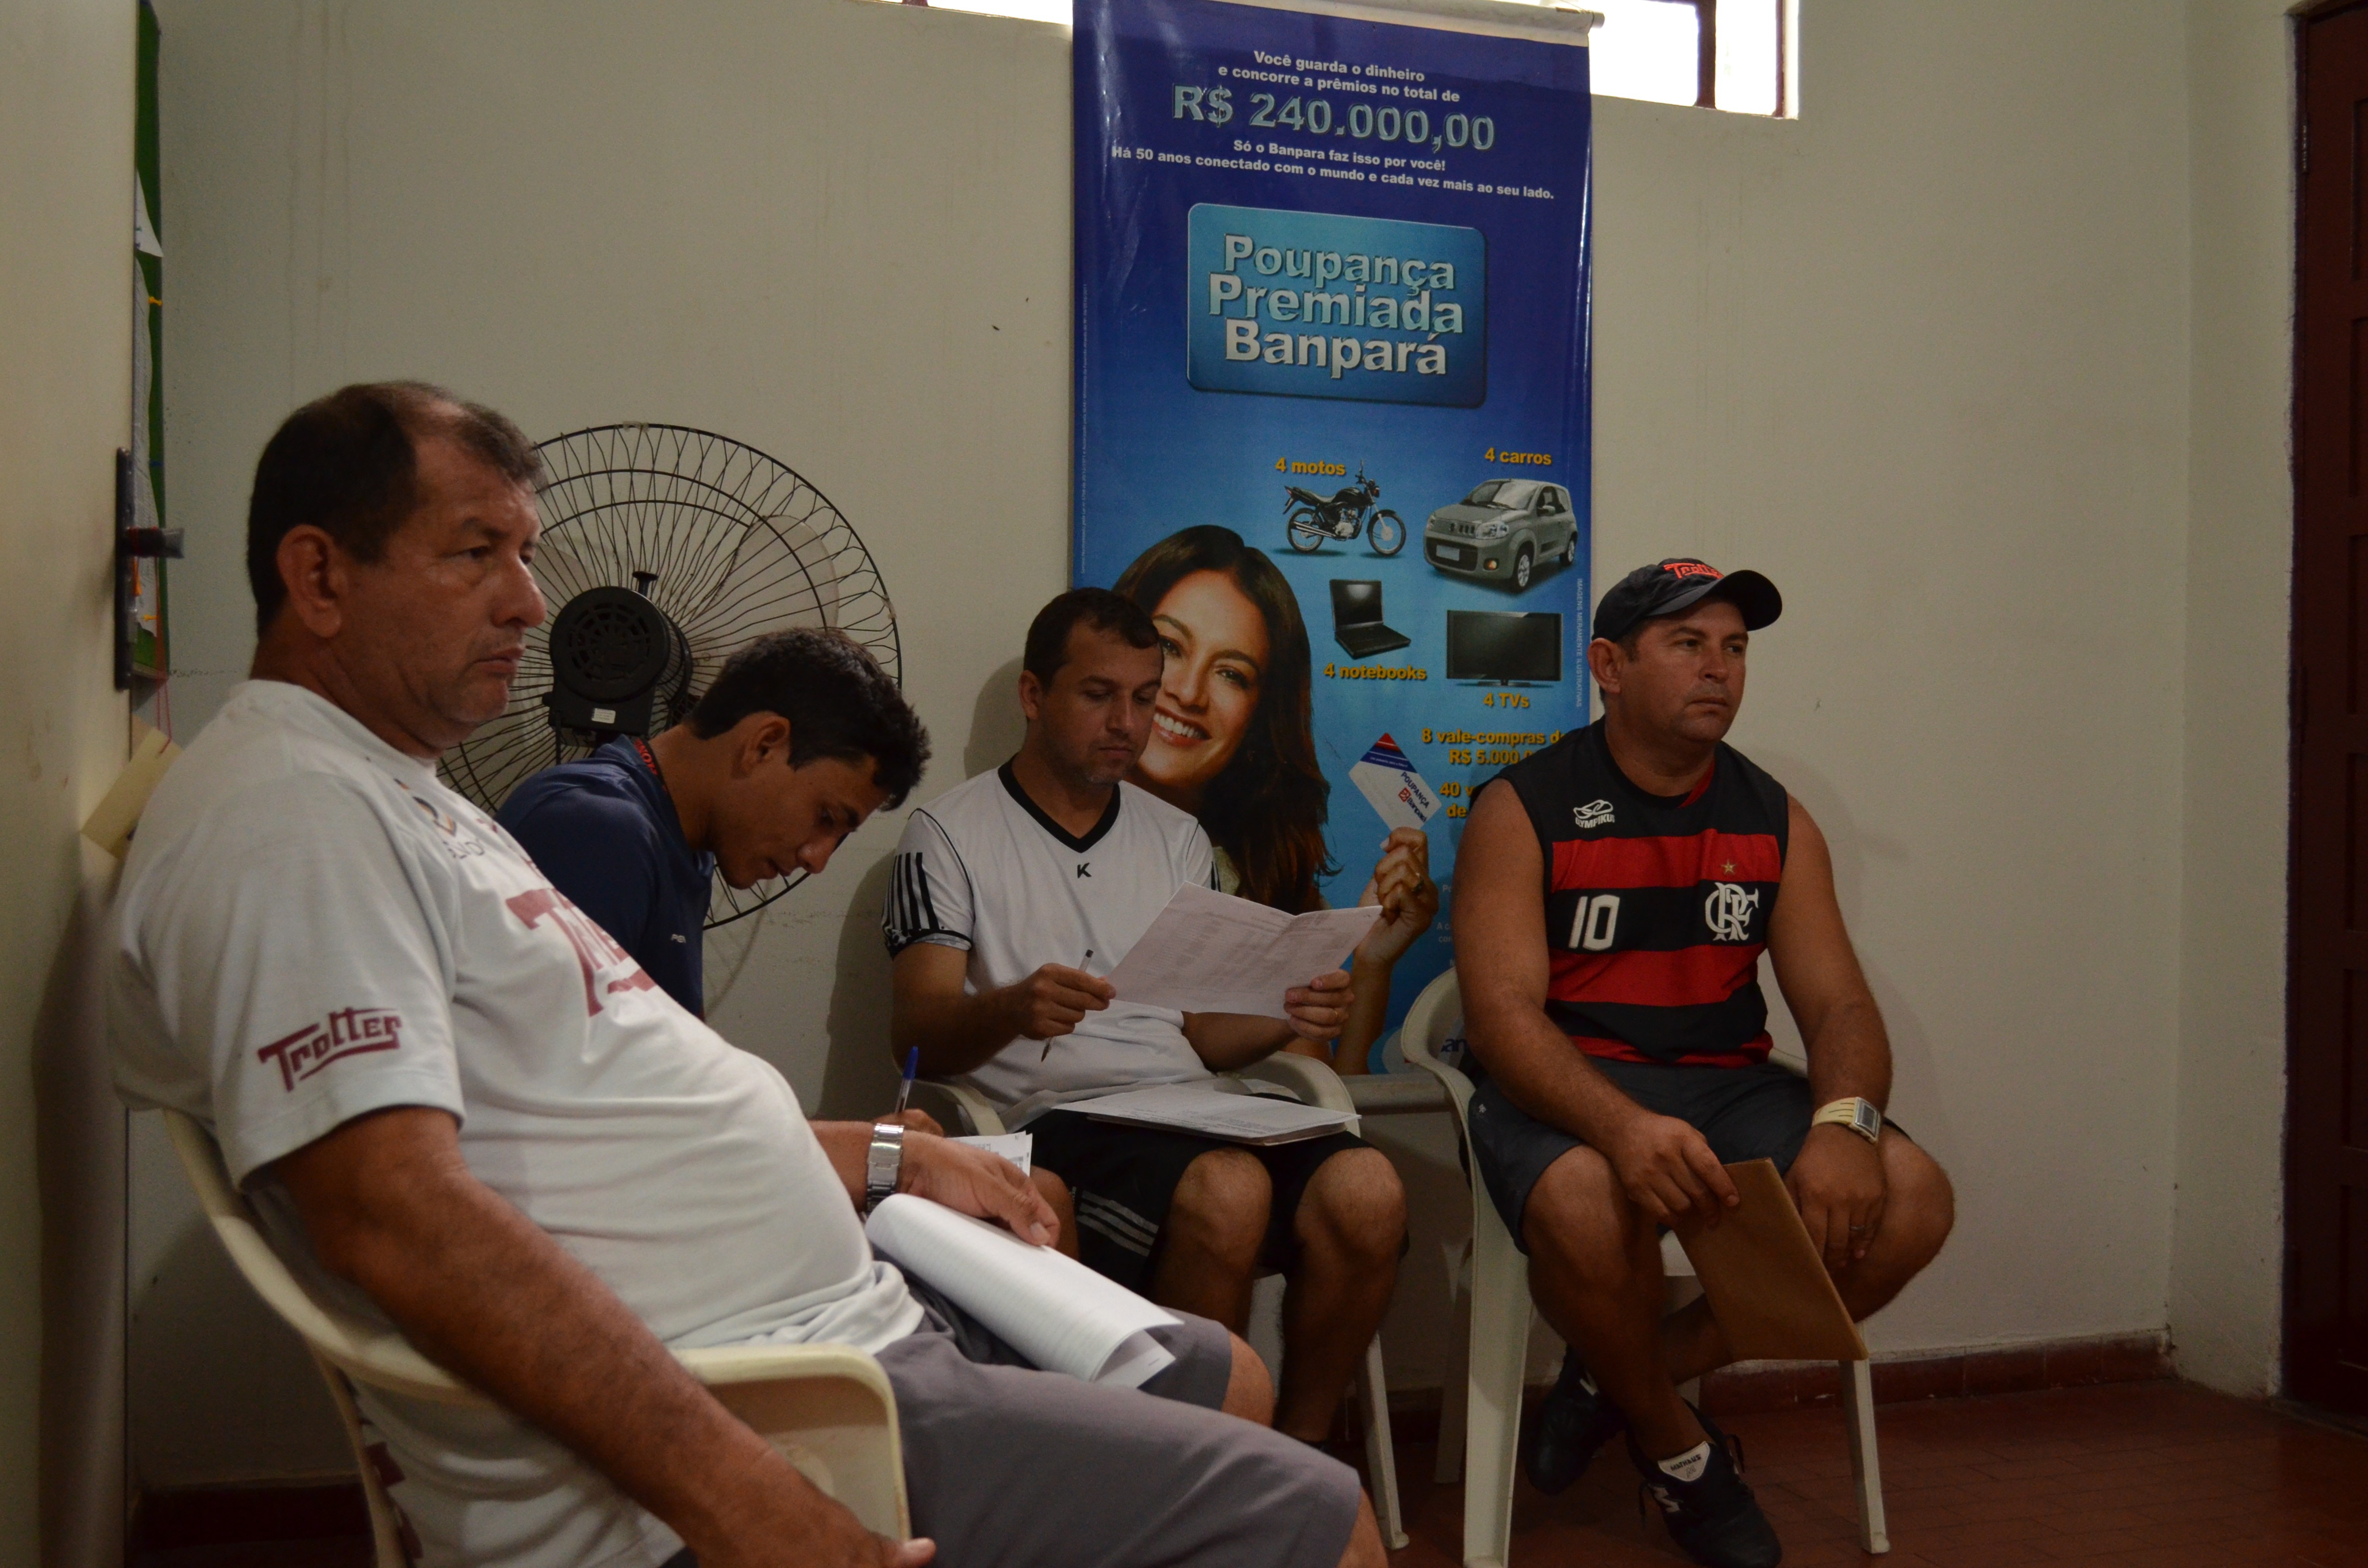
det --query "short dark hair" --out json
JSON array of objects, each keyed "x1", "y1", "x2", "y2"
[
  {"x1": 1022, "y1": 588, "x2": 1158, "y2": 686},
  {"x1": 687, "y1": 629, "x2": 930, "y2": 808},
  {"x1": 246, "y1": 381, "x2": 542, "y2": 637}
]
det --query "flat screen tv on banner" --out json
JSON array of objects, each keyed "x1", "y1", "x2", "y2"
[{"x1": 1074, "y1": 0, "x2": 1593, "y2": 1054}]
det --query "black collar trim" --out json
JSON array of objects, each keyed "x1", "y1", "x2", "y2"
[{"x1": 999, "y1": 761, "x2": 1122, "y2": 854}]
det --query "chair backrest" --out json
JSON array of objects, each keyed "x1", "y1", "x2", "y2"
[
  {"x1": 161, "y1": 1110, "x2": 486, "y2": 1405},
  {"x1": 162, "y1": 1110, "x2": 914, "y2": 1539}
]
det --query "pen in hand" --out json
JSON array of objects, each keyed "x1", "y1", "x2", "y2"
[
  {"x1": 893, "y1": 1046, "x2": 919, "y2": 1120},
  {"x1": 1043, "y1": 950, "x2": 1092, "y2": 1060}
]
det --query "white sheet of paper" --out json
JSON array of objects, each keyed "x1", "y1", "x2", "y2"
[
  {"x1": 864, "y1": 1194, "x2": 1179, "y2": 1386},
  {"x1": 1103, "y1": 884, "x2": 1375, "y2": 1018},
  {"x1": 1066, "y1": 1082, "x2": 1357, "y2": 1145},
  {"x1": 950, "y1": 1131, "x2": 1033, "y2": 1176}
]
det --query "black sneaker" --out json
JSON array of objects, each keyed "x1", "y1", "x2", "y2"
[
  {"x1": 1521, "y1": 1348, "x2": 1628, "y2": 1495},
  {"x1": 1628, "y1": 1409, "x2": 1782, "y2": 1568}
]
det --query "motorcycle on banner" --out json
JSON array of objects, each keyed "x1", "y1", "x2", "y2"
[{"x1": 1284, "y1": 465, "x2": 1406, "y2": 556}]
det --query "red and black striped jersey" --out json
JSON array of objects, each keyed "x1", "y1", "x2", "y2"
[{"x1": 1492, "y1": 720, "x2": 1789, "y2": 1068}]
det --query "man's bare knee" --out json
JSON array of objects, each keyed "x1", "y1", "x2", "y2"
[
  {"x1": 1168, "y1": 1149, "x2": 1271, "y2": 1270},
  {"x1": 1523, "y1": 1147, "x2": 1652, "y2": 1280},
  {"x1": 1299, "y1": 1147, "x2": 1406, "y2": 1265},
  {"x1": 1882, "y1": 1137, "x2": 1955, "y2": 1269},
  {"x1": 1221, "y1": 1330, "x2": 1275, "y2": 1423},
  {"x1": 1334, "y1": 1492, "x2": 1385, "y2": 1568}
]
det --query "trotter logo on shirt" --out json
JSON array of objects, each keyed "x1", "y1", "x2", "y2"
[{"x1": 258, "y1": 1007, "x2": 405, "y2": 1090}]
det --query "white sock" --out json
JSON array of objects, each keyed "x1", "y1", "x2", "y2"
[{"x1": 1656, "y1": 1440, "x2": 1713, "y2": 1485}]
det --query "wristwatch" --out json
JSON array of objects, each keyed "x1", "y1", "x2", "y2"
[
  {"x1": 1812, "y1": 1096, "x2": 1883, "y2": 1145},
  {"x1": 864, "y1": 1121, "x2": 906, "y2": 1214}
]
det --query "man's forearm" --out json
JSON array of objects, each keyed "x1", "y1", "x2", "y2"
[
  {"x1": 279, "y1": 1112, "x2": 837, "y2": 1559},
  {"x1": 892, "y1": 986, "x2": 1019, "y2": 1078},
  {"x1": 1182, "y1": 1012, "x2": 1296, "y2": 1071},
  {"x1": 1802, "y1": 996, "x2": 1892, "y2": 1110},
  {"x1": 1466, "y1": 994, "x2": 1644, "y2": 1148}
]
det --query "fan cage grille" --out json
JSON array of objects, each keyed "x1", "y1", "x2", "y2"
[{"x1": 442, "y1": 424, "x2": 900, "y2": 928}]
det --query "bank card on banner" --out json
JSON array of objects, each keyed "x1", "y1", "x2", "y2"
[
  {"x1": 1073, "y1": 0, "x2": 1594, "y2": 1060},
  {"x1": 1350, "y1": 733, "x2": 1440, "y2": 834}
]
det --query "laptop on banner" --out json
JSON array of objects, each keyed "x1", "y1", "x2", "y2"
[{"x1": 1331, "y1": 579, "x2": 1411, "y2": 660}]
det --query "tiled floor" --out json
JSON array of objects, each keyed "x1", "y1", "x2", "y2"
[
  {"x1": 135, "y1": 1381, "x2": 2366, "y2": 1568},
  {"x1": 1373, "y1": 1381, "x2": 2368, "y2": 1568}
]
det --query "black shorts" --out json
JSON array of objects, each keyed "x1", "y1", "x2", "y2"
[
  {"x1": 1467, "y1": 1057, "x2": 1908, "y2": 1254},
  {"x1": 1028, "y1": 1109, "x2": 1372, "y2": 1293}
]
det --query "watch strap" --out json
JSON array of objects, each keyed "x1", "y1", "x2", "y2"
[{"x1": 1812, "y1": 1096, "x2": 1883, "y2": 1144}]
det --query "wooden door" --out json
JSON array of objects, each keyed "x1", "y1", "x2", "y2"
[{"x1": 2291, "y1": 0, "x2": 2368, "y2": 1419}]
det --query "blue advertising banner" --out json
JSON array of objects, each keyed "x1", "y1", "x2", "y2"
[{"x1": 1074, "y1": 0, "x2": 1593, "y2": 1054}]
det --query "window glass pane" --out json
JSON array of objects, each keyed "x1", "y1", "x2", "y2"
[
  {"x1": 1585, "y1": 0, "x2": 1699, "y2": 109},
  {"x1": 1714, "y1": 0, "x2": 1780, "y2": 116}
]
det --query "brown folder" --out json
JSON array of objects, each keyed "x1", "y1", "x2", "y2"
[{"x1": 1669, "y1": 1158, "x2": 1868, "y2": 1363}]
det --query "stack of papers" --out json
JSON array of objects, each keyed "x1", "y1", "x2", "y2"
[{"x1": 1066, "y1": 1082, "x2": 1357, "y2": 1146}]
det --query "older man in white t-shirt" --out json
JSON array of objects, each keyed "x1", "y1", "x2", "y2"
[{"x1": 111, "y1": 382, "x2": 1383, "y2": 1568}]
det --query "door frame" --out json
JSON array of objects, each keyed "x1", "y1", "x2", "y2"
[{"x1": 2286, "y1": 0, "x2": 2368, "y2": 1414}]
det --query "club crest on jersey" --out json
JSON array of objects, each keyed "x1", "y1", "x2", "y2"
[
  {"x1": 1703, "y1": 882, "x2": 1761, "y2": 942},
  {"x1": 1572, "y1": 799, "x2": 1615, "y2": 831}
]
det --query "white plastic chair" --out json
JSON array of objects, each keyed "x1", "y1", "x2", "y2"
[
  {"x1": 916, "y1": 1054, "x2": 1410, "y2": 1550},
  {"x1": 1396, "y1": 972, "x2": 1889, "y2": 1566},
  {"x1": 160, "y1": 1109, "x2": 910, "y2": 1566}
]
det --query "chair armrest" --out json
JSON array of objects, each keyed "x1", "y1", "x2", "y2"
[
  {"x1": 678, "y1": 1344, "x2": 910, "y2": 1539},
  {"x1": 1232, "y1": 1054, "x2": 1360, "y2": 1133},
  {"x1": 913, "y1": 1079, "x2": 1006, "y2": 1136},
  {"x1": 1398, "y1": 1046, "x2": 1477, "y2": 1127},
  {"x1": 1345, "y1": 1073, "x2": 1448, "y2": 1115}
]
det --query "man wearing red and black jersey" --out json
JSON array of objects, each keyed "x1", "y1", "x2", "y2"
[{"x1": 1454, "y1": 559, "x2": 1956, "y2": 1568}]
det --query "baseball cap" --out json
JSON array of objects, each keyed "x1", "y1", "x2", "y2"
[{"x1": 1591, "y1": 558, "x2": 1782, "y2": 646}]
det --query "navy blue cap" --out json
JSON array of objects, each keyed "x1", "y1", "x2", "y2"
[{"x1": 1592, "y1": 558, "x2": 1782, "y2": 645}]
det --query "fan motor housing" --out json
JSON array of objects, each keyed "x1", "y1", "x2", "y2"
[{"x1": 543, "y1": 586, "x2": 693, "y2": 742}]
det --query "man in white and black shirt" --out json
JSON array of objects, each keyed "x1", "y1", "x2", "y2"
[
  {"x1": 886, "y1": 591, "x2": 1406, "y2": 1447},
  {"x1": 111, "y1": 385, "x2": 1385, "y2": 1568}
]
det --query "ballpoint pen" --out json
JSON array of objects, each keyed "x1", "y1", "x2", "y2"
[
  {"x1": 893, "y1": 1046, "x2": 919, "y2": 1120},
  {"x1": 1043, "y1": 950, "x2": 1092, "y2": 1060}
]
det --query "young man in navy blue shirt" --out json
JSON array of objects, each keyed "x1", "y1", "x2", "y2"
[{"x1": 501, "y1": 630, "x2": 929, "y2": 1017}]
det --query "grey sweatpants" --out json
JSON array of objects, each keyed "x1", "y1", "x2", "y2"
[{"x1": 666, "y1": 1271, "x2": 1363, "y2": 1568}]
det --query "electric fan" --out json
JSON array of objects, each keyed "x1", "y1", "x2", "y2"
[{"x1": 441, "y1": 424, "x2": 900, "y2": 927}]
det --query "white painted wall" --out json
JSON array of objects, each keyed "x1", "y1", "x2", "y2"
[
  {"x1": 133, "y1": 0, "x2": 2291, "y2": 1486},
  {"x1": 0, "y1": 1, "x2": 139, "y2": 1558},
  {"x1": 2169, "y1": 0, "x2": 2294, "y2": 1398}
]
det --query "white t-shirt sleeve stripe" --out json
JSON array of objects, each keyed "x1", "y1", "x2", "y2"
[{"x1": 881, "y1": 809, "x2": 973, "y2": 956}]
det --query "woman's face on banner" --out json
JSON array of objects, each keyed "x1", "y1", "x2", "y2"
[{"x1": 1140, "y1": 568, "x2": 1268, "y2": 801}]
